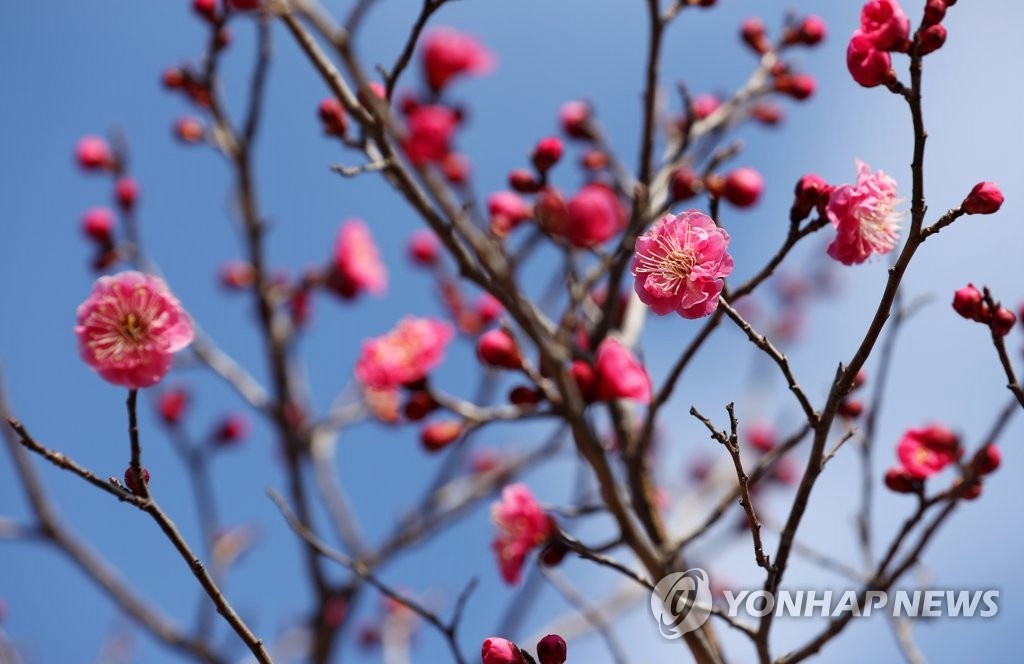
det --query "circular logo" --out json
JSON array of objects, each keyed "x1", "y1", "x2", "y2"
[{"x1": 649, "y1": 568, "x2": 712, "y2": 639}]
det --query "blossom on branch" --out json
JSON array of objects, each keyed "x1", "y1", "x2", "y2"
[
  {"x1": 421, "y1": 28, "x2": 494, "y2": 93},
  {"x1": 330, "y1": 220, "x2": 387, "y2": 299},
  {"x1": 825, "y1": 160, "x2": 901, "y2": 265},
  {"x1": 491, "y1": 483, "x2": 555, "y2": 584},
  {"x1": 631, "y1": 210, "x2": 734, "y2": 318},
  {"x1": 355, "y1": 317, "x2": 454, "y2": 389},
  {"x1": 75, "y1": 271, "x2": 195, "y2": 388}
]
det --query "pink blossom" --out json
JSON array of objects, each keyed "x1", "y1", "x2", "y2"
[
  {"x1": 331, "y1": 220, "x2": 387, "y2": 298},
  {"x1": 825, "y1": 160, "x2": 901, "y2": 265},
  {"x1": 491, "y1": 483, "x2": 554, "y2": 584},
  {"x1": 565, "y1": 183, "x2": 626, "y2": 247},
  {"x1": 403, "y1": 105, "x2": 459, "y2": 166},
  {"x1": 407, "y1": 229, "x2": 441, "y2": 266},
  {"x1": 355, "y1": 317, "x2": 454, "y2": 389},
  {"x1": 75, "y1": 271, "x2": 194, "y2": 388},
  {"x1": 847, "y1": 33, "x2": 892, "y2": 88},
  {"x1": 75, "y1": 135, "x2": 113, "y2": 171},
  {"x1": 593, "y1": 338, "x2": 652, "y2": 403},
  {"x1": 859, "y1": 0, "x2": 910, "y2": 52},
  {"x1": 487, "y1": 191, "x2": 531, "y2": 236},
  {"x1": 631, "y1": 210, "x2": 734, "y2": 318},
  {"x1": 896, "y1": 425, "x2": 960, "y2": 479},
  {"x1": 481, "y1": 638, "x2": 526, "y2": 664},
  {"x1": 962, "y1": 182, "x2": 1004, "y2": 215},
  {"x1": 421, "y1": 28, "x2": 494, "y2": 92}
]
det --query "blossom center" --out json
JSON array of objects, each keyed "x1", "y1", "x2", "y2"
[{"x1": 635, "y1": 230, "x2": 699, "y2": 295}]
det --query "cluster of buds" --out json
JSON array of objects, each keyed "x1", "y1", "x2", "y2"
[
  {"x1": 481, "y1": 634, "x2": 567, "y2": 664},
  {"x1": 952, "y1": 284, "x2": 1016, "y2": 336},
  {"x1": 73, "y1": 135, "x2": 142, "y2": 271},
  {"x1": 848, "y1": 0, "x2": 955, "y2": 88}
]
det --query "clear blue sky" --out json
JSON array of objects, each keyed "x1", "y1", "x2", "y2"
[{"x1": 1, "y1": 1, "x2": 1022, "y2": 662}]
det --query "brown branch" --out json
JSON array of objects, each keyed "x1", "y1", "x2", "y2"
[
  {"x1": 0, "y1": 387, "x2": 226, "y2": 663},
  {"x1": 718, "y1": 298, "x2": 817, "y2": 424},
  {"x1": 982, "y1": 288, "x2": 1024, "y2": 409},
  {"x1": 269, "y1": 489, "x2": 473, "y2": 664},
  {"x1": 690, "y1": 404, "x2": 769, "y2": 570}
]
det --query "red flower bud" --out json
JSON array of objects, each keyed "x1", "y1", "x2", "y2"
[
  {"x1": 213, "y1": 414, "x2": 250, "y2": 445},
  {"x1": 508, "y1": 168, "x2": 540, "y2": 194},
  {"x1": 923, "y1": 0, "x2": 947, "y2": 26},
  {"x1": 318, "y1": 98, "x2": 347, "y2": 136},
  {"x1": 402, "y1": 391, "x2": 438, "y2": 421},
  {"x1": 972, "y1": 444, "x2": 1001, "y2": 476},
  {"x1": 791, "y1": 173, "x2": 832, "y2": 221},
  {"x1": 952, "y1": 284, "x2": 987, "y2": 322},
  {"x1": 192, "y1": 0, "x2": 217, "y2": 21},
  {"x1": 81, "y1": 207, "x2": 115, "y2": 245},
  {"x1": 847, "y1": 34, "x2": 893, "y2": 88},
  {"x1": 794, "y1": 16, "x2": 827, "y2": 45},
  {"x1": 751, "y1": 102, "x2": 784, "y2": 126},
  {"x1": 509, "y1": 385, "x2": 543, "y2": 406},
  {"x1": 408, "y1": 230, "x2": 440, "y2": 266},
  {"x1": 775, "y1": 74, "x2": 816, "y2": 100},
  {"x1": 481, "y1": 638, "x2": 526, "y2": 664},
  {"x1": 175, "y1": 117, "x2": 205, "y2": 144},
  {"x1": 962, "y1": 182, "x2": 1004, "y2": 215},
  {"x1": 157, "y1": 388, "x2": 189, "y2": 426},
  {"x1": 740, "y1": 18, "x2": 770, "y2": 54},
  {"x1": 75, "y1": 136, "x2": 113, "y2": 171},
  {"x1": 531, "y1": 136, "x2": 564, "y2": 173},
  {"x1": 559, "y1": 101, "x2": 593, "y2": 140},
  {"x1": 670, "y1": 167, "x2": 700, "y2": 202},
  {"x1": 477, "y1": 329, "x2": 522, "y2": 369},
  {"x1": 536, "y1": 634, "x2": 567, "y2": 664},
  {"x1": 992, "y1": 307, "x2": 1016, "y2": 337},
  {"x1": 476, "y1": 293, "x2": 504, "y2": 325},
  {"x1": 115, "y1": 177, "x2": 139, "y2": 210},
  {"x1": 421, "y1": 420, "x2": 462, "y2": 452},
  {"x1": 722, "y1": 167, "x2": 764, "y2": 208},
  {"x1": 162, "y1": 67, "x2": 186, "y2": 89},
  {"x1": 884, "y1": 467, "x2": 918, "y2": 494},
  {"x1": 838, "y1": 399, "x2": 864, "y2": 418},
  {"x1": 918, "y1": 23, "x2": 946, "y2": 55},
  {"x1": 580, "y1": 149, "x2": 609, "y2": 171},
  {"x1": 229, "y1": 0, "x2": 261, "y2": 10},
  {"x1": 124, "y1": 466, "x2": 150, "y2": 494}
]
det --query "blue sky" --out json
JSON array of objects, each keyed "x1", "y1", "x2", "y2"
[{"x1": 1, "y1": 1, "x2": 1022, "y2": 662}]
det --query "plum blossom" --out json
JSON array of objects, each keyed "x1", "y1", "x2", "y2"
[
  {"x1": 491, "y1": 483, "x2": 554, "y2": 584},
  {"x1": 826, "y1": 160, "x2": 901, "y2": 265},
  {"x1": 331, "y1": 220, "x2": 387, "y2": 298},
  {"x1": 75, "y1": 271, "x2": 194, "y2": 388},
  {"x1": 403, "y1": 105, "x2": 459, "y2": 166},
  {"x1": 593, "y1": 338, "x2": 652, "y2": 403},
  {"x1": 859, "y1": 0, "x2": 910, "y2": 52},
  {"x1": 631, "y1": 210, "x2": 734, "y2": 318},
  {"x1": 421, "y1": 28, "x2": 494, "y2": 93},
  {"x1": 895, "y1": 424, "x2": 960, "y2": 479},
  {"x1": 355, "y1": 317, "x2": 454, "y2": 389}
]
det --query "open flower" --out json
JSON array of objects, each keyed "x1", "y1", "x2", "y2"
[
  {"x1": 895, "y1": 424, "x2": 960, "y2": 479},
  {"x1": 491, "y1": 483, "x2": 554, "y2": 584},
  {"x1": 421, "y1": 28, "x2": 494, "y2": 92},
  {"x1": 826, "y1": 160, "x2": 901, "y2": 265},
  {"x1": 355, "y1": 317, "x2": 454, "y2": 389},
  {"x1": 75, "y1": 271, "x2": 194, "y2": 388},
  {"x1": 631, "y1": 210, "x2": 733, "y2": 318},
  {"x1": 331, "y1": 219, "x2": 387, "y2": 298}
]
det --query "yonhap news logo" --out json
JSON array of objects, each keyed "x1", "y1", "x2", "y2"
[
  {"x1": 649, "y1": 568, "x2": 1000, "y2": 638},
  {"x1": 649, "y1": 568, "x2": 713, "y2": 638}
]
